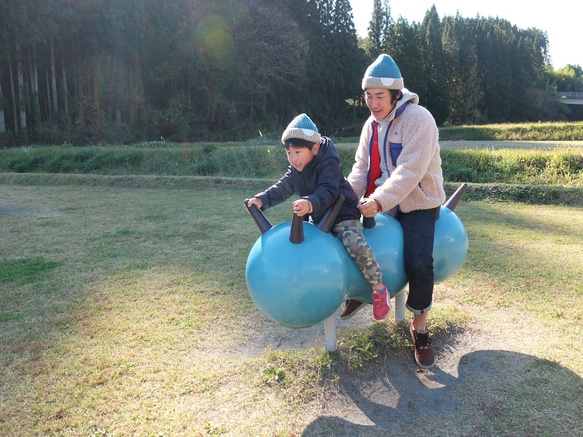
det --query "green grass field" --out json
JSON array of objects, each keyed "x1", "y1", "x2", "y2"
[
  {"x1": 1, "y1": 180, "x2": 581, "y2": 436},
  {"x1": 1, "y1": 124, "x2": 582, "y2": 435}
]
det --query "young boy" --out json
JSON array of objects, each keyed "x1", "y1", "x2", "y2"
[{"x1": 245, "y1": 113, "x2": 390, "y2": 321}]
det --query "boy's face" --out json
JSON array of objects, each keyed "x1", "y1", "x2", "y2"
[
  {"x1": 286, "y1": 144, "x2": 319, "y2": 172},
  {"x1": 365, "y1": 88, "x2": 397, "y2": 120}
]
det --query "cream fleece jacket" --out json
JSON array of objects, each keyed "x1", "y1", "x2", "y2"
[{"x1": 348, "y1": 90, "x2": 446, "y2": 213}]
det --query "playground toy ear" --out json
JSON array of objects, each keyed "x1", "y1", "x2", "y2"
[
  {"x1": 288, "y1": 194, "x2": 346, "y2": 243},
  {"x1": 317, "y1": 195, "x2": 345, "y2": 233},
  {"x1": 289, "y1": 214, "x2": 304, "y2": 244},
  {"x1": 246, "y1": 195, "x2": 346, "y2": 243},
  {"x1": 444, "y1": 183, "x2": 468, "y2": 211},
  {"x1": 244, "y1": 199, "x2": 273, "y2": 234}
]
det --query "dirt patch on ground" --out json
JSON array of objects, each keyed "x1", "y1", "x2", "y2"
[{"x1": 235, "y1": 305, "x2": 582, "y2": 436}]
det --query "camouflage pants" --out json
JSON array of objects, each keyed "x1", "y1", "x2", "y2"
[{"x1": 333, "y1": 219, "x2": 383, "y2": 287}]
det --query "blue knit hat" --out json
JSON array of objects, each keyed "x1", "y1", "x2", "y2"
[
  {"x1": 362, "y1": 54, "x2": 404, "y2": 90},
  {"x1": 281, "y1": 113, "x2": 322, "y2": 144}
]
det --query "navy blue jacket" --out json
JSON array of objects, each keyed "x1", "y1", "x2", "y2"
[{"x1": 255, "y1": 137, "x2": 361, "y2": 224}]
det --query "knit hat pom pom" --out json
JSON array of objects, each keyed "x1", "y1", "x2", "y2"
[
  {"x1": 281, "y1": 113, "x2": 322, "y2": 144},
  {"x1": 362, "y1": 54, "x2": 404, "y2": 90}
]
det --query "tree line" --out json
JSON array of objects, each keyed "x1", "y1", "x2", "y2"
[{"x1": 1, "y1": 0, "x2": 582, "y2": 146}]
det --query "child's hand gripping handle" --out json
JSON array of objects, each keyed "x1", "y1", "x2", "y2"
[{"x1": 244, "y1": 199, "x2": 273, "y2": 234}]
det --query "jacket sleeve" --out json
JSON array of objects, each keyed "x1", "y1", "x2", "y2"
[
  {"x1": 255, "y1": 167, "x2": 296, "y2": 210},
  {"x1": 347, "y1": 120, "x2": 372, "y2": 198},
  {"x1": 305, "y1": 159, "x2": 342, "y2": 217}
]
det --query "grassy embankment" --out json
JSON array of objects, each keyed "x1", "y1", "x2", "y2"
[{"x1": 1, "y1": 121, "x2": 582, "y2": 205}]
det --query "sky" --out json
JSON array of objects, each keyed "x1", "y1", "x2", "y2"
[{"x1": 349, "y1": 0, "x2": 581, "y2": 70}]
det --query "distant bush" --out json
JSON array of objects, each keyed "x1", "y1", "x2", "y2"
[
  {"x1": 2, "y1": 142, "x2": 581, "y2": 188},
  {"x1": 1, "y1": 123, "x2": 582, "y2": 205},
  {"x1": 439, "y1": 121, "x2": 583, "y2": 141},
  {"x1": 441, "y1": 149, "x2": 583, "y2": 186}
]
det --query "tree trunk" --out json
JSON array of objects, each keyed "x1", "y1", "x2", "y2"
[
  {"x1": 50, "y1": 37, "x2": 58, "y2": 115},
  {"x1": 135, "y1": 57, "x2": 146, "y2": 138},
  {"x1": 62, "y1": 64, "x2": 68, "y2": 116},
  {"x1": 15, "y1": 41, "x2": 27, "y2": 130},
  {"x1": 0, "y1": 81, "x2": 6, "y2": 133},
  {"x1": 29, "y1": 48, "x2": 41, "y2": 130},
  {"x1": 45, "y1": 69, "x2": 52, "y2": 126},
  {"x1": 7, "y1": 43, "x2": 18, "y2": 132}
]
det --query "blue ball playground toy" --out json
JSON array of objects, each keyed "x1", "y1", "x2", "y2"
[{"x1": 245, "y1": 184, "x2": 469, "y2": 330}]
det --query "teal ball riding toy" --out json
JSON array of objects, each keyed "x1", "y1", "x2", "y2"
[
  {"x1": 245, "y1": 184, "x2": 469, "y2": 328},
  {"x1": 245, "y1": 216, "x2": 347, "y2": 327}
]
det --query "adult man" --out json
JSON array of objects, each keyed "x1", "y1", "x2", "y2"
[{"x1": 343, "y1": 54, "x2": 446, "y2": 368}]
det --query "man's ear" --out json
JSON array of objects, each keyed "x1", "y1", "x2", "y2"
[{"x1": 312, "y1": 143, "x2": 320, "y2": 154}]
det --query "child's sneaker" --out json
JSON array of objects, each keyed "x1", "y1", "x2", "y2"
[{"x1": 371, "y1": 285, "x2": 391, "y2": 320}]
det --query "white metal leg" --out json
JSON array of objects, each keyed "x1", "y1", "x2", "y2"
[
  {"x1": 323, "y1": 313, "x2": 337, "y2": 352},
  {"x1": 394, "y1": 291, "x2": 406, "y2": 322}
]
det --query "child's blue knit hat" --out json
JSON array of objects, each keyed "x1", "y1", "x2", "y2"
[
  {"x1": 362, "y1": 54, "x2": 404, "y2": 90},
  {"x1": 281, "y1": 113, "x2": 322, "y2": 144}
]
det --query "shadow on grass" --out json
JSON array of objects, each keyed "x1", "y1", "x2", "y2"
[{"x1": 302, "y1": 349, "x2": 582, "y2": 436}]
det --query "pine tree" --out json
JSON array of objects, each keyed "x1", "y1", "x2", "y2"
[
  {"x1": 366, "y1": 0, "x2": 393, "y2": 59},
  {"x1": 419, "y1": 5, "x2": 449, "y2": 124}
]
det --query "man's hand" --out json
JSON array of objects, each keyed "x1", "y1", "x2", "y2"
[{"x1": 358, "y1": 198, "x2": 379, "y2": 217}]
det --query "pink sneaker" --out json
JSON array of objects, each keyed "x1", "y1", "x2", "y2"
[{"x1": 372, "y1": 285, "x2": 391, "y2": 320}]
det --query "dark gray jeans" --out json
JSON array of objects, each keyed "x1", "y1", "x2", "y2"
[{"x1": 396, "y1": 207, "x2": 440, "y2": 314}]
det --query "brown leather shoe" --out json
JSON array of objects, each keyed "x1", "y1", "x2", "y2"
[
  {"x1": 339, "y1": 299, "x2": 366, "y2": 320},
  {"x1": 410, "y1": 322, "x2": 435, "y2": 368}
]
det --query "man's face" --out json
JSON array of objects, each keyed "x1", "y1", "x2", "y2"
[{"x1": 365, "y1": 88, "x2": 397, "y2": 120}]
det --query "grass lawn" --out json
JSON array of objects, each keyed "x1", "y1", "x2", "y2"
[{"x1": 0, "y1": 182, "x2": 581, "y2": 436}]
